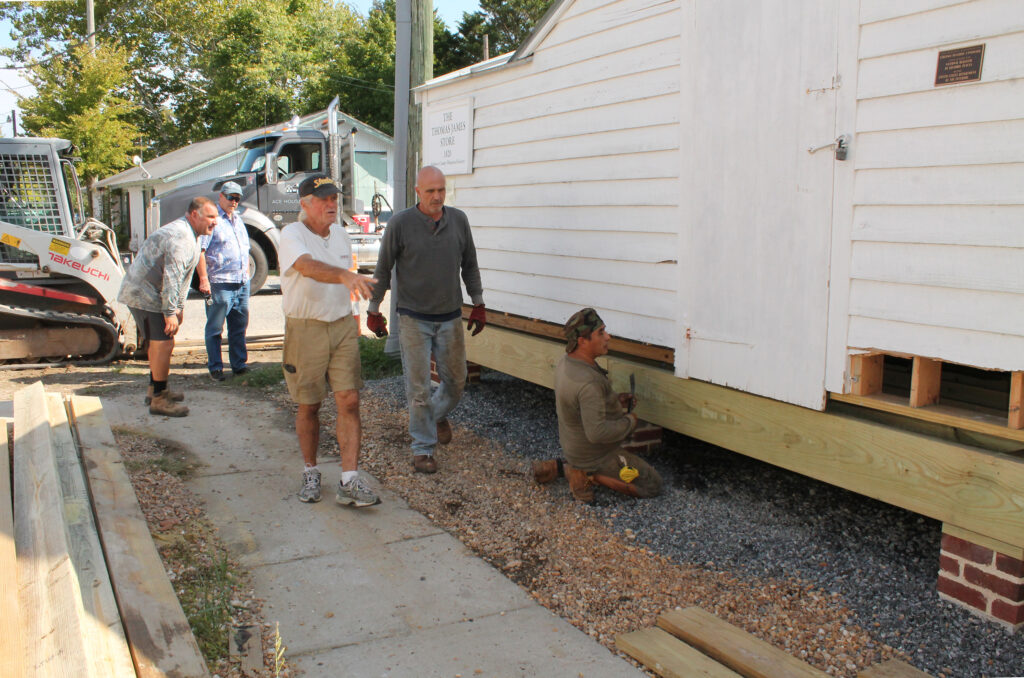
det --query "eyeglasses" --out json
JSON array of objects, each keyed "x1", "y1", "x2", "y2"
[{"x1": 225, "y1": 195, "x2": 241, "y2": 202}]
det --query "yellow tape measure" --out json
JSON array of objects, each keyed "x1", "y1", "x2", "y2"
[{"x1": 618, "y1": 455, "x2": 639, "y2": 483}]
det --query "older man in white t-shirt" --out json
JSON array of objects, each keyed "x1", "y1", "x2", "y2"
[{"x1": 279, "y1": 174, "x2": 379, "y2": 507}]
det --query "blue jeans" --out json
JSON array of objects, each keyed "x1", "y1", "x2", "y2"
[
  {"x1": 205, "y1": 280, "x2": 249, "y2": 372},
  {"x1": 397, "y1": 314, "x2": 467, "y2": 456}
]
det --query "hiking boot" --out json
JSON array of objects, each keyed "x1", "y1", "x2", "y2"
[
  {"x1": 233, "y1": 366, "x2": 250, "y2": 377},
  {"x1": 566, "y1": 465, "x2": 594, "y2": 503},
  {"x1": 532, "y1": 459, "x2": 562, "y2": 484},
  {"x1": 298, "y1": 467, "x2": 322, "y2": 503},
  {"x1": 144, "y1": 385, "x2": 184, "y2": 405},
  {"x1": 413, "y1": 454, "x2": 437, "y2": 474},
  {"x1": 210, "y1": 369, "x2": 226, "y2": 382},
  {"x1": 436, "y1": 419, "x2": 452, "y2": 445},
  {"x1": 149, "y1": 392, "x2": 189, "y2": 417},
  {"x1": 336, "y1": 475, "x2": 381, "y2": 508}
]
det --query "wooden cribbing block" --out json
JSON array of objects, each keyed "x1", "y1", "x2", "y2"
[
  {"x1": 14, "y1": 382, "x2": 93, "y2": 675},
  {"x1": 46, "y1": 394, "x2": 136, "y2": 676},
  {"x1": 70, "y1": 395, "x2": 211, "y2": 678},
  {"x1": 858, "y1": 659, "x2": 933, "y2": 677},
  {"x1": 0, "y1": 413, "x2": 24, "y2": 678},
  {"x1": 850, "y1": 354, "x2": 883, "y2": 396},
  {"x1": 657, "y1": 607, "x2": 829, "y2": 678},
  {"x1": 909, "y1": 358, "x2": 941, "y2": 408},
  {"x1": 617, "y1": 627, "x2": 742, "y2": 677},
  {"x1": 1010, "y1": 372, "x2": 1023, "y2": 430}
]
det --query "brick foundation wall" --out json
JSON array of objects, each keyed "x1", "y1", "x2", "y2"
[
  {"x1": 938, "y1": 533, "x2": 1024, "y2": 630},
  {"x1": 622, "y1": 421, "x2": 662, "y2": 455}
]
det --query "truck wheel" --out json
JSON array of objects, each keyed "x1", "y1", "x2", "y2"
[{"x1": 249, "y1": 240, "x2": 269, "y2": 293}]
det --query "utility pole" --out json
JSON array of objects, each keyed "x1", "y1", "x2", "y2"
[
  {"x1": 8, "y1": 111, "x2": 17, "y2": 137},
  {"x1": 483, "y1": 34, "x2": 490, "y2": 61},
  {"x1": 86, "y1": 0, "x2": 96, "y2": 49},
  {"x1": 388, "y1": 0, "x2": 433, "y2": 354}
]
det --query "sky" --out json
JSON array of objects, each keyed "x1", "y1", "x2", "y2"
[{"x1": 0, "y1": 0, "x2": 481, "y2": 136}]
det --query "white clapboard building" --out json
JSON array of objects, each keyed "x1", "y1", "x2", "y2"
[{"x1": 415, "y1": 0, "x2": 1024, "y2": 626}]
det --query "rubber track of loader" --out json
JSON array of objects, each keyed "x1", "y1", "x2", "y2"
[{"x1": 0, "y1": 301, "x2": 120, "y2": 366}]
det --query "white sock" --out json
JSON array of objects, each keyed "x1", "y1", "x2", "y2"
[
  {"x1": 341, "y1": 470, "x2": 358, "y2": 485},
  {"x1": 305, "y1": 464, "x2": 319, "y2": 472}
]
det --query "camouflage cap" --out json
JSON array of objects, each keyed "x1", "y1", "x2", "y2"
[{"x1": 564, "y1": 307, "x2": 605, "y2": 353}]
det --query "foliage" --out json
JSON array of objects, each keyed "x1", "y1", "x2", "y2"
[
  {"x1": 232, "y1": 363, "x2": 286, "y2": 389},
  {"x1": 18, "y1": 42, "x2": 139, "y2": 182},
  {"x1": 359, "y1": 336, "x2": 403, "y2": 379},
  {"x1": 476, "y1": 0, "x2": 556, "y2": 54}
]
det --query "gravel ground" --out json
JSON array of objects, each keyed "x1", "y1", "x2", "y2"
[{"x1": 358, "y1": 370, "x2": 1024, "y2": 678}]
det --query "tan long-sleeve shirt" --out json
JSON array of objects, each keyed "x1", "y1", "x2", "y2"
[{"x1": 554, "y1": 354, "x2": 637, "y2": 472}]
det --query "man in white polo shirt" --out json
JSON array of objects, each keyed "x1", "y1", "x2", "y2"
[{"x1": 279, "y1": 174, "x2": 379, "y2": 507}]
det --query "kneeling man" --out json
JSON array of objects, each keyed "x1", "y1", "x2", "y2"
[{"x1": 533, "y1": 308, "x2": 663, "y2": 502}]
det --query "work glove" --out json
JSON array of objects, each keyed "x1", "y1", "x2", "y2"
[
  {"x1": 467, "y1": 304, "x2": 486, "y2": 336},
  {"x1": 366, "y1": 311, "x2": 388, "y2": 337}
]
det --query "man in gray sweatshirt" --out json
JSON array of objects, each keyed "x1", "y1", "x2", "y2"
[{"x1": 366, "y1": 166, "x2": 486, "y2": 473}]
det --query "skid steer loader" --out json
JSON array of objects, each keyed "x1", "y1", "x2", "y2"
[{"x1": 0, "y1": 137, "x2": 136, "y2": 364}]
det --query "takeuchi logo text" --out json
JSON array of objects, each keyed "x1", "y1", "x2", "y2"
[{"x1": 49, "y1": 251, "x2": 110, "y2": 281}]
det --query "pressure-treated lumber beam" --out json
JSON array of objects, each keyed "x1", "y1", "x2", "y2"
[
  {"x1": 657, "y1": 607, "x2": 828, "y2": 678},
  {"x1": 1010, "y1": 372, "x2": 1023, "y2": 430},
  {"x1": 616, "y1": 626, "x2": 742, "y2": 677},
  {"x1": 858, "y1": 659, "x2": 933, "y2": 677},
  {"x1": 45, "y1": 394, "x2": 136, "y2": 677},
  {"x1": 464, "y1": 327, "x2": 1024, "y2": 548},
  {"x1": 850, "y1": 354, "x2": 883, "y2": 396},
  {"x1": 0, "y1": 414, "x2": 24, "y2": 678},
  {"x1": 910, "y1": 357, "x2": 941, "y2": 408},
  {"x1": 13, "y1": 382, "x2": 93, "y2": 675},
  {"x1": 70, "y1": 395, "x2": 211, "y2": 678}
]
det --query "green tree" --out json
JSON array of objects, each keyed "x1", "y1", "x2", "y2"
[
  {"x1": 477, "y1": 0, "x2": 555, "y2": 54},
  {"x1": 19, "y1": 42, "x2": 139, "y2": 182}
]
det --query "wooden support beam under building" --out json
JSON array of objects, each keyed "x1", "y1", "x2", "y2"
[
  {"x1": 910, "y1": 357, "x2": 942, "y2": 408},
  {"x1": 1010, "y1": 372, "x2": 1024, "y2": 430},
  {"x1": 850, "y1": 354, "x2": 883, "y2": 396}
]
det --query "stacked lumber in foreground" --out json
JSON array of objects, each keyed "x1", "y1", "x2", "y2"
[
  {"x1": 4, "y1": 382, "x2": 209, "y2": 678},
  {"x1": 617, "y1": 606, "x2": 932, "y2": 678}
]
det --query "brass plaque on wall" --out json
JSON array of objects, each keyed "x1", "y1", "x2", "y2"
[{"x1": 934, "y1": 44, "x2": 985, "y2": 86}]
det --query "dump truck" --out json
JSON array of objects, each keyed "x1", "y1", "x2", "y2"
[
  {"x1": 0, "y1": 136, "x2": 136, "y2": 364},
  {"x1": 145, "y1": 97, "x2": 381, "y2": 292}
]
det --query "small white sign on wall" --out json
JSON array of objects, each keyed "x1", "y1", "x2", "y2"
[{"x1": 424, "y1": 99, "x2": 473, "y2": 175}]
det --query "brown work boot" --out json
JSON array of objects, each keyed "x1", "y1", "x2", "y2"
[
  {"x1": 592, "y1": 473, "x2": 642, "y2": 498},
  {"x1": 436, "y1": 419, "x2": 453, "y2": 445},
  {"x1": 565, "y1": 465, "x2": 594, "y2": 503},
  {"x1": 413, "y1": 454, "x2": 437, "y2": 474},
  {"x1": 532, "y1": 459, "x2": 562, "y2": 484},
  {"x1": 144, "y1": 385, "x2": 184, "y2": 405},
  {"x1": 149, "y1": 392, "x2": 189, "y2": 417}
]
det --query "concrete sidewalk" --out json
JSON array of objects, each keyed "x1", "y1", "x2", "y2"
[{"x1": 105, "y1": 389, "x2": 644, "y2": 677}]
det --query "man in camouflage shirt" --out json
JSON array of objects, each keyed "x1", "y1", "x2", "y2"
[
  {"x1": 533, "y1": 308, "x2": 663, "y2": 502},
  {"x1": 118, "y1": 197, "x2": 218, "y2": 416}
]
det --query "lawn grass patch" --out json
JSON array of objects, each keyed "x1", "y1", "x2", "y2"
[
  {"x1": 359, "y1": 336, "x2": 403, "y2": 380},
  {"x1": 232, "y1": 363, "x2": 285, "y2": 388}
]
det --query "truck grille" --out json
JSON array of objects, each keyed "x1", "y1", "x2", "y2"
[{"x1": 0, "y1": 152, "x2": 64, "y2": 264}]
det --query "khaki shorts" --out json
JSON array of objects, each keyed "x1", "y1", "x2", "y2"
[{"x1": 282, "y1": 315, "x2": 362, "y2": 404}]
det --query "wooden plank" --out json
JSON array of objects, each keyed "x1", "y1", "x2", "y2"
[
  {"x1": 0, "y1": 412, "x2": 24, "y2": 678},
  {"x1": 860, "y1": 0, "x2": 970, "y2": 24},
  {"x1": 0, "y1": 327, "x2": 101, "y2": 360},
  {"x1": 657, "y1": 607, "x2": 828, "y2": 678},
  {"x1": 847, "y1": 316, "x2": 1024, "y2": 373},
  {"x1": 461, "y1": 305, "x2": 674, "y2": 364},
  {"x1": 851, "y1": 242, "x2": 1023, "y2": 295},
  {"x1": 467, "y1": 327, "x2": 1024, "y2": 547},
  {"x1": 13, "y1": 381, "x2": 93, "y2": 676},
  {"x1": 854, "y1": 120, "x2": 1024, "y2": 170},
  {"x1": 942, "y1": 523, "x2": 1024, "y2": 560},
  {"x1": 616, "y1": 627, "x2": 742, "y2": 678},
  {"x1": 830, "y1": 392, "x2": 1024, "y2": 445},
  {"x1": 478, "y1": 249, "x2": 678, "y2": 292},
  {"x1": 852, "y1": 205, "x2": 1024, "y2": 248},
  {"x1": 477, "y1": 227, "x2": 678, "y2": 263},
  {"x1": 859, "y1": 0, "x2": 1023, "y2": 59},
  {"x1": 850, "y1": 354, "x2": 884, "y2": 396},
  {"x1": 46, "y1": 393, "x2": 136, "y2": 677},
  {"x1": 1010, "y1": 372, "x2": 1024, "y2": 429},
  {"x1": 910, "y1": 357, "x2": 942, "y2": 407},
  {"x1": 856, "y1": 80, "x2": 1023, "y2": 132},
  {"x1": 475, "y1": 123, "x2": 679, "y2": 169},
  {"x1": 70, "y1": 394, "x2": 211, "y2": 678},
  {"x1": 461, "y1": 205, "x2": 680, "y2": 233},
  {"x1": 854, "y1": 166, "x2": 1024, "y2": 207},
  {"x1": 859, "y1": 658, "x2": 933, "y2": 677}
]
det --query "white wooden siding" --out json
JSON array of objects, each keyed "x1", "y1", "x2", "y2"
[
  {"x1": 844, "y1": 0, "x2": 1024, "y2": 374},
  {"x1": 420, "y1": 0, "x2": 681, "y2": 348}
]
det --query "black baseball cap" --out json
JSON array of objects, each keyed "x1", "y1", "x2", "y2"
[{"x1": 298, "y1": 174, "x2": 341, "y2": 198}]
